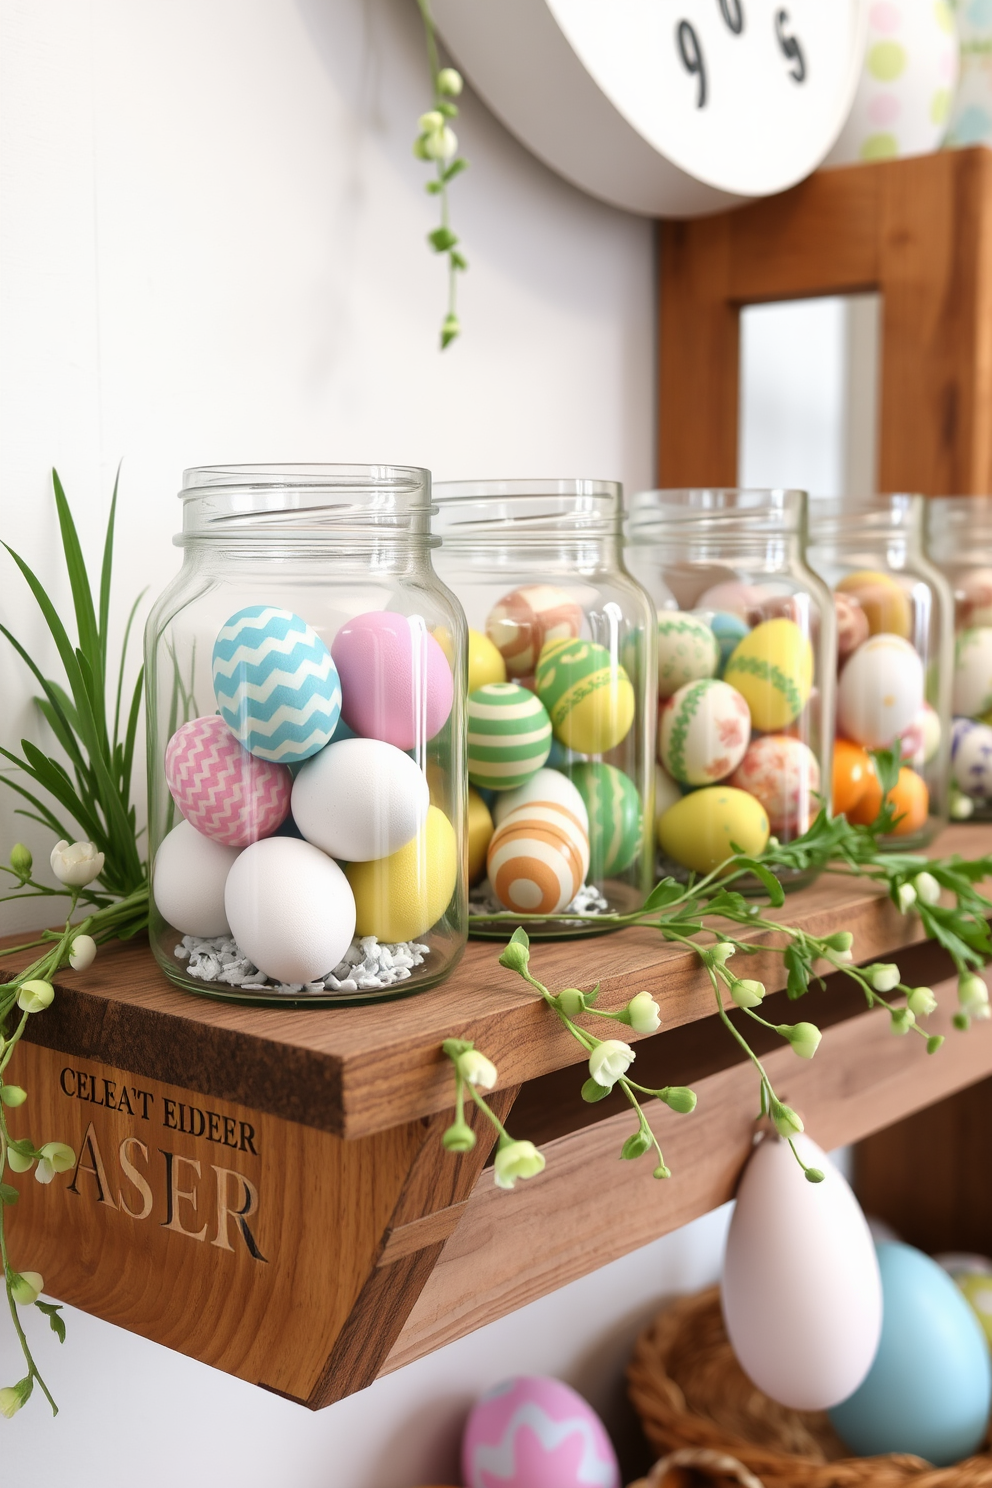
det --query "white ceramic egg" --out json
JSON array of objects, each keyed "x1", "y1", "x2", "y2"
[
  {"x1": 953, "y1": 626, "x2": 992, "y2": 718},
  {"x1": 659, "y1": 679, "x2": 751, "y2": 786},
  {"x1": 291, "y1": 737, "x2": 429, "y2": 861},
  {"x1": 224, "y1": 837, "x2": 356, "y2": 985},
  {"x1": 837, "y1": 634, "x2": 924, "y2": 749},
  {"x1": 153, "y1": 820, "x2": 240, "y2": 937},
  {"x1": 722, "y1": 1134, "x2": 883, "y2": 1411},
  {"x1": 492, "y1": 766, "x2": 589, "y2": 835}
]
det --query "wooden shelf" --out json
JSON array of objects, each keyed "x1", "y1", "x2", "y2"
[{"x1": 6, "y1": 825, "x2": 992, "y2": 1408}]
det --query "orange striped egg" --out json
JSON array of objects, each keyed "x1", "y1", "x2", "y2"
[{"x1": 487, "y1": 801, "x2": 589, "y2": 914}]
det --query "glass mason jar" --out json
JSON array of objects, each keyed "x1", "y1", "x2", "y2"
[
  {"x1": 625, "y1": 489, "x2": 836, "y2": 890},
  {"x1": 926, "y1": 494, "x2": 992, "y2": 821},
  {"x1": 432, "y1": 479, "x2": 656, "y2": 937},
  {"x1": 807, "y1": 494, "x2": 953, "y2": 848},
  {"x1": 144, "y1": 464, "x2": 467, "y2": 1005}
]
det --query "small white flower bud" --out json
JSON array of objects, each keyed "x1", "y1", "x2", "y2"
[
  {"x1": 69, "y1": 933, "x2": 97, "y2": 971},
  {"x1": 626, "y1": 992, "x2": 661, "y2": 1034},
  {"x1": 907, "y1": 985, "x2": 937, "y2": 1018},
  {"x1": 913, "y1": 871, "x2": 940, "y2": 906},
  {"x1": 50, "y1": 839, "x2": 104, "y2": 888},
  {"x1": 731, "y1": 978, "x2": 765, "y2": 1009},
  {"x1": 588, "y1": 1039, "x2": 635, "y2": 1089},
  {"x1": 897, "y1": 882, "x2": 917, "y2": 914},
  {"x1": 867, "y1": 963, "x2": 900, "y2": 992}
]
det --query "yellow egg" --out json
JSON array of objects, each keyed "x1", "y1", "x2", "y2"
[
  {"x1": 724, "y1": 617, "x2": 813, "y2": 731},
  {"x1": 467, "y1": 787, "x2": 494, "y2": 884},
  {"x1": 837, "y1": 569, "x2": 912, "y2": 639},
  {"x1": 658, "y1": 786, "x2": 769, "y2": 874},
  {"x1": 468, "y1": 628, "x2": 507, "y2": 691},
  {"x1": 346, "y1": 805, "x2": 458, "y2": 942}
]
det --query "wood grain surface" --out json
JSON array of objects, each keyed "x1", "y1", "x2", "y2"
[
  {"x1": 659, "y1": 148, "x2": 992, "y2": 495},
  {"x1": 12, "y1": 823, "x2": 985, "y2": 1140}
]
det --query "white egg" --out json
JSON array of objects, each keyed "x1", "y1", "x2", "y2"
[
  {"x1": 153, "y1": 820, "x2": 241, "y2": 937},
  {"x1": 492, "y1": 766, "x2": 590, "y2": 834},
  {"x1": 837, "y1": 634, "x2": 924, "y2": 749},
  {"x1": 722, "y1": 1134, "x2": 882, "y2": 1411},
  {"x1": 953, "y1": 627, "x2": 992, "y2": 719},
  {"x1": 224, "y1": 837, "x2": 356, "y2": 984},
  {"x1": 291, "y1": 737, "x2": 429, "y2": 861}
]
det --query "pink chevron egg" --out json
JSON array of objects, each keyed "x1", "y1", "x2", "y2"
[
  {"x1": 165, "y1": 715, "x2": 291, "y2": 848},
  {"x1": 462, "y1": 1376, "x2": 620, "y2": 1488}
]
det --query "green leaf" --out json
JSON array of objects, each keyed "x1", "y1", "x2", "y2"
[
  {"x1": 784, "y1": 943, "x2": 810, "y2": 1001},
  {"x1": 733, "y1": 857, "x2": 785, "y2": 907},
  {"x1": 442, "y1": 157, "x2": 469, "y2": 182},
  {"x1": 428, "y1": 226, "x2": 458, "y2": 252},
  {"x1": 643, "y1": 878, "x2": 685, "y2": 912},
  {"x1": 35, "y1": 1300, "x2": 66, "y2": 1343},
  {"x1": 509, "y1": 927, "x2": 530, "y2": 950},
  {"x1": 450, "y1": 250, "x2": 468, "y2": 271},
  {"x1": 98, "y1": 464, "x2": 121, "y2": 676},
  {"x1": 0, "y1": 1183, "x2": 18, "y2": 1206},
  {"x1": 425, "y1": 180, "x2": 442, "y2": 195}
]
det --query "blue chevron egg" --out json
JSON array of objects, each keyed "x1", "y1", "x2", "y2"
[{"x1": 212, "y1": 606, "x2": 341, "y2": 764}]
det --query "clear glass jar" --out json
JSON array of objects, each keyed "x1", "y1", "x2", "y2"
[
  {"x1": 626, "y1": 489, "x2": 835, "y2": 890},
  {"x1": 144, "y1": 464, "x2": 467, "y2": 1005},
  {"x1": 432, "y1": 479, "x2": 656, "y2": 937},
  {"x1": 926, "y1": 495, "x2": 992, "y2": 821},
  {"x1": 807, "y1": 494, "x2": 953, "y2": 848}
]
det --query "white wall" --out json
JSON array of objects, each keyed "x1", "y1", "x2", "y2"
[{"x1": 0, "y1": 5, "x2": 855, "y2": 1484}]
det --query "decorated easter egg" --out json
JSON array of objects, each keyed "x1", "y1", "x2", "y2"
[
  {"x1": 468, "y1": 787, "x2": 495, "y2": 884},
  {"x1": 837, "y1": 634, "x2": 924, "y2": 748},
  {"x1": 346, "y1": 805, "x2": 457, "y2": 942},
  {"x1": 833, "y1": 739, "x2": 873, "y2": 817},
  {"x1": 486, "y1": 584, "x2": 583, "y2": 679},
  {"x1": 834, "y1": 591, "x2": 870, "y2": 663},
  {"x1": 535, "y1": 639, "x2": 635, "y2": 754},
  {"x1": 954, "y1": 626, "x2": 992, "y2": 718},
  {"x1": 291, "y1": 738, "x2": 429, "y2": 861},
  {"x1": 332, "y1": 610, "x2": 453, "y2": 750},
  {"x1": 958, "y1": 567, "x2": 992, "y2": 629},
  {"x1": 461, "y1": 1375, "x2": 620, "y2": 1488},
  {"x1": 165, "y1": 714, "x2": 291, "y2": 847},
  {"x1": 704, "y1": 610, "x2": 751, "y2": 674},
  {"x1": 567, "y1": 761, "x2": 642, "y2": 877},
  {"x1": 654, "y1": 763, "x2": 682, "y2": 833},
  {"x1": 729, "y1": 735, "x2": 821, "y2": 836},
  {"x1": 468, "y1": 683, "x2": 552, "y2": 790},
  {"x1": 492, "y1": 767, "x2": 589, "y2": 835},
  {"x1": 659, "y1": 679, "x2": 751, "y2": 787},
  {"x1": 656, "y1": 611, "x2": 719, "y2": 698},
  {"x1": 696, "y1": 581, "x2": 767, "y2": 623},
  {"x1": 899, "y1": 702, "x2": 941, "y2": 767},
  {"x1": 829, "y1": 1243, "x2": 992, "y2": 1466},
  {"x1": 836, "y1": 570, "x2": 912, "y2": 639},
  {"x1": 224, "y1": 836, "x2": 356, "y2": 984},
  {"x1": 487, "y1": 803, "x2": 588, "y2": 914},
  {"x1": 723, "y1": 1135, "x2": 882, "y2": 1411},
  {"x1": 153, "y1": 820, "x2": 240, "y2": 937},
  {"x1": 825, "y1": 0, "x2": 958, "y2": 166},
  {"x1": 468, "y1": 627, "x2": 507, "y2": 692},
  {"x1": 658, "y1": 786, "x2": 769, "y2": 873},
  {"x1": 952, "y1": 717, "x2": 992, "y2": 800},
  {"x1": 724, "y1": 619, "x2": 813, "y2": 732},
  {"x1": 212, "y1": 606, "x2": 341, "y2": 764}
]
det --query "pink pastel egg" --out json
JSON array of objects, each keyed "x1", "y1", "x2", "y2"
[
  {"x1": 697, "y1": 582, "x2": 769, "y2": 624},
  {"x1": 958, "y1": 568, "x2": 992, "y2": 631},
  {"x1": 729, "y1": 734, "x2": 821, "y2": 836},
  {"x1": 462, "y1": 1376, "x2": 620, "y2": 1488},
  {"x1": 331, "y1": 610, "x2": 453, "y2": 750},
  {"x1": 165, "y1": 714, "x2": 291, "y2": 848}
]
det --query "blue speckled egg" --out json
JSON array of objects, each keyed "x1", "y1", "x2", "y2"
[
  {"x1": 212, "y1": 605, "x2": 341, "y2": 764},
  {"x1": 692, "y1": 609, "x2": 750, "y2": 676},
  {"x1": 829, "y1": 1242, "x2": 992, "y2": 1466}
]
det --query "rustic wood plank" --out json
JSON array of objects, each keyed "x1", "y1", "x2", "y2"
[
  {"x1": 10, "y1": 824, "x2": 986, "y2": 1140},
  {"x1": 384, "y1": 969, "x2": 992, "y2": 1374},
  {"x1": 658, "y1": 148, "x2": 992, "y2": 494}
]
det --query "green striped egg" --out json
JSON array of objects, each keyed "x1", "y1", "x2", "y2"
[
  {"x1": 535, "y1": 638, "x2": 635, "y2": 754},
  {"x1": 568, "y1": 761, "x2": 643, "y2": 877},
  {"x1": 467, "y1": 682, "x2": 552, "y2": 790}
]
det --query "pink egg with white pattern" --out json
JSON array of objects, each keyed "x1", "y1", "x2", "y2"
[
  {"x1": 729, "y1": 734, "x2": 821, "y2": 836},
  {"x1": 165, "y1": 714, "x2": 291, "y2": 848},
  {"x1": 461, "y1": 1376, "x2": 620, "y2": 1488}
]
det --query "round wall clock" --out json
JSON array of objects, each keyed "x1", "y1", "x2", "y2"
[{"x1": 432, "y1": 0, "x2": 869, "y2": 216}]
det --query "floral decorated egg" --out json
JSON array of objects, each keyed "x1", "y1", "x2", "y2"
[
  {"x1": 212, "y1": 605, "x2": 341, "y2": 763},
  {"x1": 729, "y1": 735, "x2": 821, "y2": 836},
  {"x1": 165, "y1": 714, "x2": 291, "y2": 847},
  {"x1": 723, "y1": 619, "x2": 813, "y2": 732},
  {"x1": 656, "y1": 611, "x2": 719, "y2": 698},
  {"x1": 461, "y1": 1376, "x2": 620, "y2": 1488},
  {"x1": 952, "y1": 716, "x2": 992, "y2": 799},
  {"x1": 953, "y1": 626, "x2": 992, "y2": 718},
  {"x1": 486, "y1": 585, "x2": 583, "y2": 679},
  {"x1": 837, "y1": 634, "x2": 924, "y2": 749},
  {"x1": 825, "y1": 0, "x2": 959, "y2": 165},
  {"x1": 660, "y1": 678, "x2": 751, "y2": 786}
]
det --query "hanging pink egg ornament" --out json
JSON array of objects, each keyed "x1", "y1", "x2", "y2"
[
  {"x1": 165, "y1": 715, "x2": 291, "y2": 847},
  {"x1": 462, "y1": 1376, "x2": 620, "y2": 1488},
  {"x1": 331, "y1": 610, "x2": 454, "y2": 751},
  {"x1": 722, "y1": 1134, "x2": 883, "y2": 1412}
]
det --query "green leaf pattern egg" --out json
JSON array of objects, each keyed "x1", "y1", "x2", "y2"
[
  {"x1": 657, "y1": 611, "x2": 720, "y2": 698},
  {"x1": 568, "y1": 761, "x2": 642, "y2": 877},
  {"x1": 535, "y1": 638, "x2": 635, "y2": 754}
]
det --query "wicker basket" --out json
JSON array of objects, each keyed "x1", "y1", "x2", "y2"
[{"x1": 626, "y1": 1286, "x2": 992, "y2": 1488}]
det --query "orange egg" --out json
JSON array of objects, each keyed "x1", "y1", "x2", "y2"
[
  {"x1": 846, "y1": 756, "x2": 883, "y2": 825},
  {"x1": 833, "y1": 739, "x2": 873, "y2": 816},
  {"x1": 885, "y1": 766, "x2": 930, "y2": 836}
]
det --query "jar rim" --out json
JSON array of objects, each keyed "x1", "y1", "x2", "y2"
[
  {"x1": 807, "y1": 492, "x2": 922, "y2": 538},
  {"x1": 627, "y1": 487, "x2": 805, "y2": 536},
  {"x1": 180, "y1": 462, "x2": 430, "y2": 497},
  {"x1": 433, "y1": 478, "x2": 623, "y2": 539},
  {"x1": 176, "y1": 463, "x2": 435, "y2": 541}
]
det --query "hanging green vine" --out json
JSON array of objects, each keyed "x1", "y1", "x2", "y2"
[{"x1": 414, "y1": 0, "x2": 469, "y2": 349}]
